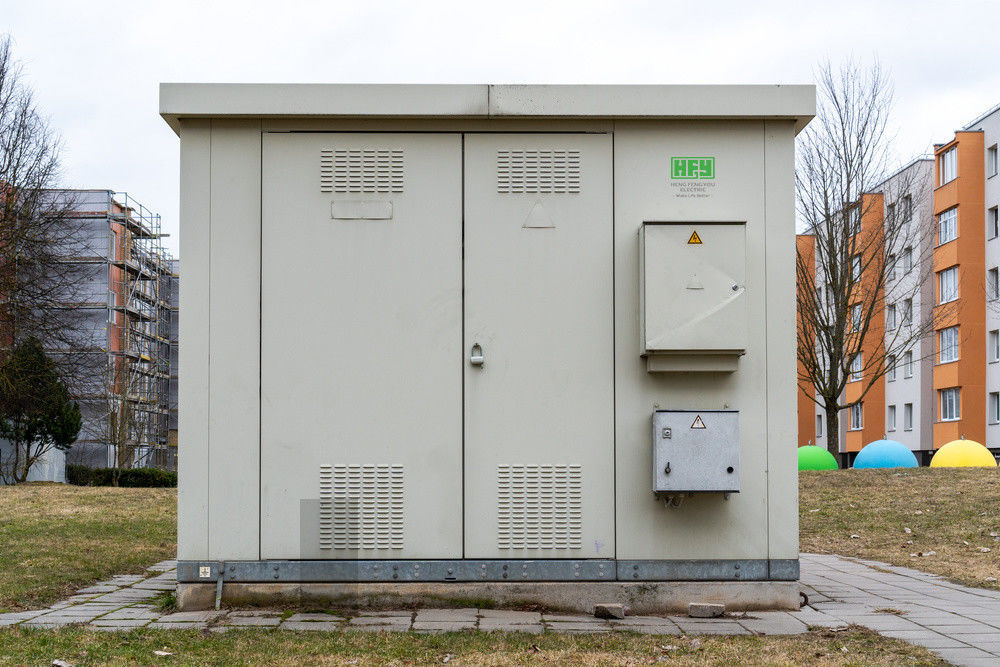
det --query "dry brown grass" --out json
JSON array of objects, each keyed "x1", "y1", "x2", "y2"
[
  {"x1": 0, "y1": 483, "x2": 176, "y2": 611},
  {"x1": 0, "y1": 626, "x2": 946, "y2": 665},
  {"x1": 800, "y1": 467, "x2": 1000, "y2": 589}
]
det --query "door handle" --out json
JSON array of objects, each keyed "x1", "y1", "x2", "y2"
[{"x1": 470, "y1": 343, "x2": 484, "y2": 367}]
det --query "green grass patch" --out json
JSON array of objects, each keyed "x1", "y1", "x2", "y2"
[
  {"x1": 800, "y1": 467, "x2": 1000, "y2": 590},
  {"x1": 0, "y1": 626, "x2": 946, "y2": 666},
  {"x1": 0, "y1": 484, "x2": 176, "y2": 612}
]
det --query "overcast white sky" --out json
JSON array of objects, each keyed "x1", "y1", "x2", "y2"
[{"x1": 5, "y1": 0, "x2": 998, "y2": 256}]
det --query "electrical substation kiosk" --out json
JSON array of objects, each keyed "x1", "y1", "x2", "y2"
[{"x1": 161, "y1": 84, "x2": 814, "y2": 612}]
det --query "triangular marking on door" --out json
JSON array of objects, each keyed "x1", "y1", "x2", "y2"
[
  {"x1": 523, "y1": 201, "x2": 555, "y2": 229},
  {"x1": 688, "y1": 230, "x2": 702, "y2": 244},
  {"x1": 691, "y1": 415, "x2": 706, "y2": 429}
]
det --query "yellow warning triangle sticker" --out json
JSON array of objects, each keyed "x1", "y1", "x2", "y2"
[
  {"x1": 687, "y1": 230, "x2": 703, "y2": 244},
  {"x1": 691, "y1": 415, "x2": 706, "y2": 429}
]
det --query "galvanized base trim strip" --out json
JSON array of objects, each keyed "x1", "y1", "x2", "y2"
[{"x1": 177, "y1": 559, "x2": 798, "y2": 583}]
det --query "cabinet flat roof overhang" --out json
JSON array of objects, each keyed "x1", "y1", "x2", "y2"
[{"x1": 159, "y1": 84, "x2": 815, "y2": 135}]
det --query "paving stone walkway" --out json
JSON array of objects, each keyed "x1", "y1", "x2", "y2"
[
  {"x1": 801, "y1": 552, "x2": 1000, "y2": 666},
  {"x1": 3, "y1": 554, "x2": 1000, "y2": 665}
]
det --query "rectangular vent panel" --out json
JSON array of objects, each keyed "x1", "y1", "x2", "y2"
[
  {"x1": 497, "y1": 464, "x2": 583, "y2": 550},
  {"x1": 319, "y1": 464, "x2": 404, "y2": 551},
  {"x1": 497, "y1": 150, "x2": 581, "y2": 194},
  {"x1": 321, "y1": 149, "x2": 404, "y2": 194}
]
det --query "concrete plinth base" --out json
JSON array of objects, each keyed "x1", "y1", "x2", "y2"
[{"x1": 176, "y1": 581, "x2": 801, "y2": 614}]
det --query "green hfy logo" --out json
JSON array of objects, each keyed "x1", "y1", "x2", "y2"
[{"x1": 671, "y1": 156, "x2": 715, "y2": 180}]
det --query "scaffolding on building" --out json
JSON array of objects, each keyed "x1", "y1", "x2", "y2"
[{"x1": 50, "y1": 190, "x2": 177, "y2": 470}]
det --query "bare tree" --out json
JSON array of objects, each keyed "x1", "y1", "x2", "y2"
[
  {"x1": 0, "y1": 35, "x2": 96, "y2": 395},
  {"x1": 796, "y1": 61, "x2": 946, "y2": 461}
]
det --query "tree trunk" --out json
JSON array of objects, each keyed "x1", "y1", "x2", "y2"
[{"x1": 825, "y1": 404, "x2": 841, "y2": 465}]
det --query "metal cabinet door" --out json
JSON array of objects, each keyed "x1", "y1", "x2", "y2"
[
  {"x1": 463, "y1": 134, "x2": 615, "y2": 559},
  {"x1": 260, "y1": 133, "x2": 463, "y2": 559}
]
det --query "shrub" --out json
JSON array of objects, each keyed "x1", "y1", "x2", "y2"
[{"x1": 67, "y1": 464, "x2": 177, "y2": 488}]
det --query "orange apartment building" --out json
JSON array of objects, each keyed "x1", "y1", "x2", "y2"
[{"x1": 798, "y1": 102, "x2": 1000, "y2": 463}]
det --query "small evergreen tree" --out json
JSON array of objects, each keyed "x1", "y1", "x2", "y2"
[{"x1": 0, "y1": 337, "x2": 81, "y2": 483}]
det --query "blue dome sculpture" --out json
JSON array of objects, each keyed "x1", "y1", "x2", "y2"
[{"x1": 853, "y1": 439, "x2": 918, "y2": 469}]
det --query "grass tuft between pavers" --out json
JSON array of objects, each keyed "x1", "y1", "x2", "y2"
[{"x1": 0, "y1": 626, "x2": 947, "y2": 665}]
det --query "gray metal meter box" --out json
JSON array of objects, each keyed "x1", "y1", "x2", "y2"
[
  {"x1": 639, "y1": 223, "x2": 748, "y2": 372},
  {"x1": 653, "y1": 410, "x2": 740, "y2": 493}
]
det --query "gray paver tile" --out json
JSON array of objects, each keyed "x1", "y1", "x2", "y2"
[
  {"x1": 354, "y1": 610, "x2": 412, "y2": 618},
  {"x1": 156, "y1": 611, "x2": 220, "y2": 623},
  {"x1": 930, "y1": 647, "x2": 998, "y2": 662},
  {"x1": 286, "y1": 612, "x2": 345, "y2": 622},
  {"x1": 89, "y1": 619, "x2": 151, "y2": 628},
  {"x1": 478, "y1": 609, "x2": 541, "y2": 623},
  {"x1": 147, "y1": 622, "x2": 207, "y2": 629},
  {"x1": 101, "y1": 608, "x2": 161, "y2": 621},
  {"x1": 543, "y1": 614, "x2": 602, "y2": 623},
  {"x1": 414, "y1": 609, "x2": 477, "y2": 622},
  {"x1": 224, "y1": 616, "x2": 281, "y2": 627},
  {"x1": 281, "y1": 620, "x2": 344, "y2": 631},
  {"x1": 349, "y1": 616, "x2": 410, "y2": 627}
]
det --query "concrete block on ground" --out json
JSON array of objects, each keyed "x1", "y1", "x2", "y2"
[
  {"x1": 688, "y1": 602, "x2": 725, "y2": 618},
  {"x1": 593, "y1": 603, "x2": 625, "y2": 619},
  {"x1": 612, "y1": 624, "x2": 681, "y2": 635},
  {"x1": 225, "y1": 616, "x2": 281, "y2": 626}
]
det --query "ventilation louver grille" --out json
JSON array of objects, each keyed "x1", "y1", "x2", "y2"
[
  {"x1": 321, "y1": 149, "x2": 404, "y2": 194},
  {"x1": 497, "y1": 464, "x2": 583, "y2": 550},
  {"x1": 497, "y1": 150, "x2": 581, "y2": 194},
  {"x1": 319, "y1": 464, "x2": 404, "y2": 551}
]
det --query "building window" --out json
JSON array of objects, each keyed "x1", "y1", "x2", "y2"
[
  {"x1": 849, "y1": 206, "x2": 861, "y2": 235},
  {"x1": 990, "y1": 268, "x2": 999, "y2": 300},
  {"x1": 886, "y1": 354, "x2": 896, "y2": 381},
  {"x1": 904, "y1": 403, "x2": 913, "y2": 430},
  {"x1": 887, "y1": 405, "x2": 896, "y2": 431},
  {"x1": 940, "y1": 146, "x2": 957, "y2": 185},
  {"x1": 991, "y1": 392, "x2": 1000, "y2": 425},
  {"x1": 990, "y1": 207, "x2": 999, "y2": 240},
  {"x1": 887, "y1": 253, "x2": 896, "y2": 280},
  {"x1": 849, "y1": 403, "x2": 863, "y2": 430},
  {"x1": 887, "y1": 304, "x2": 897, "y2": 330},
  {"x1": 989, "y1": 145, "x2": 998, "y2": 177},
  {"x1": 940, "y1": 387, "x2": 960, "y2": 421},
  {"x1": 904, "y1": 350, "x2": 913, "y2": 378},
  {"x1": 850, "y1": 353, "x2": 863, "y2": 381},
  {"x1": 816, "y1": 414, "x2": 823, "y2": 438},
  {"x1": 900, "y1": 195, "x2": 912, "y2": 221},
  {"x1": 851, "y1": 304, "x2": 862, "y2": 331},
  {"x1": 903, "y1": 246, "x2": 913, "y2": 272},
  {"x1": 939, "y1": 326, "x2": 959, "y2": 363},
  {"x1": 851, "y1": 255, "x2": 861, "y2": 280},
  {"x1": 902, "y1": 298, "x2": 913, "y2": 326},
  {"x1": 939, "y1": 266, "x2": 958, "y2": 303},
  {"x1": 938, "y1": 207, "x2": 958, "y2": 244},
  {"x1": 991, "y1": 330, "x2": 1000, "y2": 362}
]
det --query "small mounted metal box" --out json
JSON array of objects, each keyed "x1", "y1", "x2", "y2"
[{"x1": 652, "y1": 410, "x2": 740, "y2": 494}]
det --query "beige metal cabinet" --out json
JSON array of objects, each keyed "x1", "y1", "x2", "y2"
[
  {"x1": 260, "y1": 133, "x2": 464, "y2": 559},
  {"x1": 463, "y1": 134, "x2": 615, "y2": 558}
]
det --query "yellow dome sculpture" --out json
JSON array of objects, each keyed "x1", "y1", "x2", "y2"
[{"x1": 930, "y1": 439, "x2": 997, "y2": 468}]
